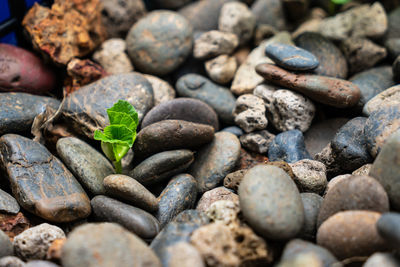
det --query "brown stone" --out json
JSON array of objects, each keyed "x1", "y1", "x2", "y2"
[
  {"x1": 196, "y1": 187, "x2": 239, "y2": 213},
  {"x1": 237, "y1": 148, "x2": 269, "y2": 170},
  {"x1": 46, "y1": 238, "x2": 65, "y2": 262},
  {"x1": 224, "y1": 170, "x2": 247, "y2": 191},
  {"x1": 0, "y1": 212, "x2": 30, "y2": 240},
  {"x1": 267, "y1": 161, "x2": 295, "y2": 179}
]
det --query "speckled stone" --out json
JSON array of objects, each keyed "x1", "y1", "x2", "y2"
[
  {"x1": 0, "y1": 93, "x2": 60, "y2": 135},
  {"x1": 363, "y1": 85, "x2": 400, "y2": 116},
  {"x1": 196, "y1": 187, "x2": 239, "y2": 213},
  {"x1": 352, "y1": 164, "x2": 372, "y2": 176},
  {"x1": 141, "y1": 98, "x2": 219, "y2": 131},
  {"x1": 205, "y1": 55, "x2": 237, "y2": 84},
  {"x1": 0, "y1": 256, "x2": 25, "y2": 267},
  {"x1": 176, "y1": 74, "x2": 236, "y2": 124},
  {"x1": 62, "y1": 223, "x2": 161, "y2": 267},
  {"x1": 299, "y1": 193, "x2": 323, "y2": 240},
  {"x1": 239, "y1": 130, "x2": 275, "y2": 154},
  {"x1": 376, "y1": 213, "x2": 400, "y2": 248},
  {"x1": 394, "y1": 56, "x2": 400, "y2": 82},
  {"x1": 193, "y1": 31, "x2": 238, "y2": 60},
  {"x1": 156, "y1": 174, "x2": 197, "y2": 228},
  {"x1": 0, "y1": 230, "x2": 12, "y2": 258},
  {"x1": 0, "y1": 134, "x2": 91, "y2": 222},
  {"x1": 364, "y1": 253, "x2": 400, "y2": 267},
  {"x1": 289, "y1": 159, "x2": 327, "y2": 194},
  {"x1": 224, "y1": 170, "x2": 247, "y2": 191},
  {"x1": 189, "y1": 132, "x2": 241, "y2": 193},
  {"x1": 239, "y1": 165, "x2": 304, "y2": 240},
  {"x1": 143, "y1": 75, "x2": 175, "y2": 106},
  {"x1": 251, "y1": 0, "x2": 286, "y2": 30},
  {"x1": 233, "y1": 94, "x2": 268, "y2": 133},
  {"x1": 0, "y1": 189, "x2": 19, "y2": 214},
  {"x1": 126, "y1": 11, "x2": 193, "y2": 76},
  {"x1": 268, "y1": 130, "x2": 311, "y2": 163}
]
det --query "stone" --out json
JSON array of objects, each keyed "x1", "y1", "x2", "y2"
[
  {"x1": 292, "y1": 8, "x2": 327, "y2": 39},
  {"x1": 0, "y1": 212, "x2": 30, "y2": 240},
  {"x1": 239, "y1": 130, "x2": 275, "y2": 154},
  {"x1": 91, "y1": 195, "x2": 160, "y2": 239},
  {"x1": 352, "y1": 164, "x2": 372, "y2": 176},
  {"x1": 143, "y1": 75, "x2": 175, "y2": 106},
  {"x1": 363, "y1": 85, "x2": 400, "y2": 116},
  {"x1": 92, "y1": 38, "x2": 134, "y2": 74},
  {"x1": 56, "y1": 137, "x2": 115, "y2": 195},
  {"x1": 0, "y1": 134, "x2": 91, "y2": 222},
  {"x1": 295, "y1": 32, "x2": 348, "y2": 79},
  {"x1": 62, "y1": 223, "x2": 161, "y2": 267},
  {"x1": 386, "y1": 38, "x2": 400, "y2": 59},
  {"x1": 268, "y1": 130, "x2": 311, "y2": 163},
  {"x1": 126, "y1": 11, "x2": 193, "y2": 76},
  {"x1": 0, "y1": 44, "x2": 55, "y2": 94},
  {"x1": 237, "y1": 148, "x2": 269, "y2": 170},
  {"x1": 266, "y1": 161, "x2": 295, "y2": 179},
  {"x1": 25, "y1": 261, "x2": 59, "y2": 267},
  {"x1": 0, "y1": 256, "x2": 25, "y2": 267},
  {"x1": 323, "y1": 174, "x2": 351, "y2": 196},
  {"x1": 255, "y1": 64, "x2": 360, "y2": 108},
  {"x1": 46, "y1": 238, "x2": 65, "y2": 262},
  {"x1": 100, "y1": 0, "x2": 146, "y2": 38},
  {"x1": 176, "y1": 74, "x2": 236, "y2": 124},
  {"x1": 265, "y1": 43, "x2": 319, "y2": 71},
  {"x1": 277, "y1": 252, "x2": 325, "y2": 267},
  {"x1": 316, "y1": 211, "x2": 387, "y2": 260},
  {"x1": 189, "y1": 132, "x2": 241, "y2": 193},
  {"x1": 254, "y1": 24, "x2": 277, "y2": 46},
  {"x1": 166, "y1": 242, "x2": 205, "y2": 267},
  {"x1": 0, "y1": 189, "x2": 19, "y2": 215},
  {"x1": 22, "y1": 0, "x2": 106, "y2": 65},
  {"x1": 103, "y1": 174, "x2": 158, "y2": 212},
  {"x1": 13, "y1": 223, "x2": 65, "y2": 261},
  {"x1": 314, "y1": 143, "x2": 342, "y2": 178},
  {"x1": 377, "y1": 213, "x2": 400, "y2": 248},
  {"x1": 196, "y1": 187, "x2": 239, "y2": 213},
  {"x1": 141, "y1": 98, "x2": 219, "y2": 131},
  {"x1": 193, "y1": 31, "x2": 239, "y2": 60},
  {"x1": 300, "y1": 193, "x2": 323, "y2": 240},
  {"x1": 364, "y1": 253, "x2": 400, "y2": 267},
  {"x1": 221, "y1": 126, "x2": 244, "y2": 137},
  {"x1": 251, "y1": 0, "x2": 286, "y2": 30},
  {"x1": 394, "y1": 56, "x2": 400, "y2": 82},
  {"x1": 239, "y1": 165, "x2": 304, "y2": 240},
  {"x1": 219, "y1": 2, "x2": 256, "y2": 45},
  {"x1": 289, "y1": 159, "x2": 327, "y2": 194},
  {"x1": 233, "y1": 94, "x2": 268, "y2": 133},
  {"x1": 387, "y1": 7, "x2": 400, "y2": 39},
  {"x1": 206, "y1": 200, "x2": 240, "y2": 225},
  {"x1": 0, "y1": 230, "x2": 12, "y2": 258},
  {"x1": 205, "y1": 55, "x2": 237, "y2": 84},
  {"x1": 156, "y1": 174, "x2": 197, "y2": 228},
  {"x1": 282, "y1": 0, "x2": 310, "y2": 22},
  {"x1": 224, "y1": 170, "x2": 247, "y2": 191},
  {"x1": 151, "y1": 0, "x2": 192, "y2": 9}
]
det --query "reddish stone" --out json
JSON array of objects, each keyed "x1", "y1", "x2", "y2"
[
  {"x1": 0, "y1": 212, "x2": 30, "y2": 240},
  {"x1": 237, "y1": 148, "x2": 269, "y2": 170}
]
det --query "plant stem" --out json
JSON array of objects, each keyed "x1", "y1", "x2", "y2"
[{"x1": 114, "y1": 160, "x2": 122, "y2": 174}]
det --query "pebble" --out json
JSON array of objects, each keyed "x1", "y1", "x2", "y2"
[
  {"x1": 314, "y1": 143, "x2": 342, "y2": 178},
  {"x1": 141, "y1": 98, "x2": 219, "y2": 131},
  {"x1": 218, "y1": 2, "x2": 256, "y2": 45},
  {"x1": 205, "y1": 55, "x2": 237, "y2": 84},
  {"x1": 61, "y1": 223, "x2": 161, "y2": 267},
  {"x1": 289, "y1": 159, "x2": 327, "y2": 194},
  {"x1": 300, "y1": 193, "x2": 323, "y2": 240},
  {"x1": 13, "y1": 223, "x2": 65, "y2": 261},
  {"x1": 363, "y1": 85, "x2": 400, "y2": 116},
  {"x1": 255, "y1": 64, "x2": 361, "y2": 108},
  {"x1": 352, "y1": 164, "x2": 372, "y2": 176},
  {"x1": 251, "y1": 0, "x2": 286, "y2": 30},
  {"x1": 254, "y1": 24, "x2": 277, "y2": 46},
  {"x1": 364, "y1": 252, "x2": 400, "y2": 267},
  {"x1": 376, "y1": 213, "x2": 400, "y2": 248},
  {"x1": 224, "y1": 170, "x2": 247, "y2": 192},
  {"x1": 0, "y1": 256, "x2": 25, "y2": 267},
  {"x1": 239, "y1": 165, "x2": 304, "y2": 240},
  {"x1": 0, "y1": 189, "x2": 19, "y2": 214},
  {"x1": 264, "y1": 43, "x2": 319, "y2": 71},
  {"x1": 143, "y1": 75, "x2": 175, "y2": 106},
  {"x1": 0, "y1": 134, "x2": 91, "y2": 222},
  {"x1": 267, "y1": 161, "x2": 296, "y2": 179},
  {"x1": 151, "y1": 0, "x2": 192, "y2": 9},
  {"x1": 0, "y1": 44, "x2": 55, "y2": 94},
  {"x1": 166, "y1": 242, "x2": 205, "y2": 267},
  {"x1": 0, "y1": 230, "x2": 12, "y2": 258},
  {"x1": 221, "y1": 126, "x2": 244, "y2": 137},
  {"x1": 268, "y1": 130, "x2": 311, "y2": 163},
  {"x1": 239, "y1": 130, "x2": 275, "y2": 154},
  {"x1": 316, "y1": 211, "x2": 387, "y2": 260},
  {"x1": 196, "y1": 187, "x2": 239, "y2": 213},
  {"x1": 0, "y1": 93, "x2": 60, "y2": 135},
  {"x1": 133, "y1": 120, "x2": 214, "y2": 159},
  {"x1": 56, "y1": 137, "x2": 114, "y2": 195},
  {"x1": 206, "y1": 200, "x2": 240, "y2": 225},
  {"x1": 387, "y1": 6, "x2": 400, "y2": 39},
  {"x1": 91, "y1": 195, "x2": 160, "y2": 240},
  {"x1": 277, "y1": 252, "x2": 324, "y2": 267},
  {"x1": 103, "y1": 174, "x2": 158, "y2": 212},
  {"x1": 0, "y1": 212, "x2": 30, "y2": 239},
  {"x1": 176, "y1": 74, "x2": 236, "y2": 124},
  {"x1": 394, "y1": 56, "x2": 400, "y2": 82},
  {"x1": 193, "y1": 31, "x2": 239, "y2": 60},
  {"x1": 189, "y1": 132, "x2": 241, "y2": 193},
  {"x1": 156, "y1": 174, "x2": 197, "y2": 228},
  {"x1": 385, "y1": 38, "x2": 400, "y2": 59},
  {"x1": 126, "y1": 11, "x2": 192, "y2": 75},
  {"x1": 25, "y1": 261, "x2": 59, "y2": 267},
  {"x1": 233, "y1": 94, "x2": 268, "y2": 133}
]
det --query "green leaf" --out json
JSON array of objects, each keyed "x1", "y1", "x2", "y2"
[
  {"x1": 94, "y1": 125, "x2": 135, "y2": 147},
  {"x1": 107, "y1": 100, "x2": 138, "y2": 131},
  {"x1": 101, "y1": 141, "x2": 131, "y2": 163},
  {"x1": 331, "y1": 0, "x2": 351, "y2": 4}
]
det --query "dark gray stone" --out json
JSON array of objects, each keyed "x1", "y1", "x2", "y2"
[
  {"x1": 0, "y1": 189, "x2": 19, "y2": 214},
  {"x1": 387, "y1": 7, "x2": 400, "y2": 39},
  {"x1": 299, "y1": 193, "x2": 323, "y2": 241},
  {"x1": 251, "y1": 0, "x2": 286, "y2": 30},
  {"x1": 394, "y1": 56, "x2": 400, "y2": 82},
  {"x1": 385, "y1": 38, "x2": 400, "y2": 59},
  {"x1": 377, "y1": 213, "x2": 400, "y2": 248},
  {"x1": 0, "y1": 230, "x2": 13, "y2": 258},
  {"x1": 221, "y1": 126, "x2": 243, "y2": 137},
  {"x1": 268, "y1": 130, "x2": 311, "y2": 163}
]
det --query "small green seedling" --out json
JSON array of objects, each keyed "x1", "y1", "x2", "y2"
[
  {"x1": 331, "y1": 0, "x2": 351, "y2": 4},
  {"x1": 94, "y1": 100, "x2": 138, "y2": 174},
  {"x1": 330, "y1": 0, "x2": 352, "y2": 14}
]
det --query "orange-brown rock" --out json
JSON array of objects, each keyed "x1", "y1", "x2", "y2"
[
  {"x1": 47, "y1": 238, "x2": 66, "y2": 261},
  {"x1": 0, "y1": 212, "x2": 30, "y2": 240}
]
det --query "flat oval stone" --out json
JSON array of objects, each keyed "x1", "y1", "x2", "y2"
[
  {"x1": 141, "y1": 98, "x2": 219, "y2": 130},
  {"x1": 134, "y1": 120, "x2": 214, "y2": 159},
  {"x1": 0, "y1": 93, "x2": 60, "y2": 135},
  {"x1": 61, "y1": 223, "x2": 161, "y2": 267},
  {"x1": 317, "y1": 211, "x2": 387, "y2": 260},
  {"x1": 129, "y1": 150, "x2": 194, "y2": 186},
  {"x1": 265, "y1": 43, "x2": 319, "y2": 71},
  {"x1": 103, "y1": 174, "x2": 158, "y2": 212},
  {"x1": 268, "y1": 130, "x2": 311, "y2": 163},
  {"x1": 189, "y1": 132, "x2": 240, "y2": 193},
  {"x1": 0, "y1": 134, "x2": 91, "y2": 222},
  {"x1": 239, "y1": 165, "x2": 304, "y2": 240},
  {"x1": 0, "y1": 229, "x2": 13, "y2": 258},
  {"x1": 176, "y1": 74, "x2": 236, "y2": 124},
  {"x1": 56, "y1": 137, "x2": 115, "y2": 195},
  {"x1": 377, "y1": 213, "x2": 400, "y2": 248},
  {"x1": 61, "y1": 73, "x2": 153, "y2": 139},
  {"x1": 300, "y1": 193, "x2": 323, "y2": 241},
  {"x1": 256, "y1": 64, "x2": 360, "y2": 108},
  {"x1": 363, "y1": 85, "x2": 400, "y2": 116},
  {"x1": 0, "y1": 189, "x2": 19, "y2": 214},
  {"x1": 156, "y1": 174, "x2": 197, "y2": 228},
  {"x1": 91, "y1": 195, "x2": 160, "y2": 240}
]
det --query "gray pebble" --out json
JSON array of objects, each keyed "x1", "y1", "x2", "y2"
[
  {"x1": 239, "y1": 130, "x2": 275, "y2": 154},
  {"x1": 193, "y1": 31, "x2": 238, "y2": 60},
  {"x1": 268, "y1": 130, "x2": 311, "y2": 163},
  {"x1": 0, "y1": 230, "x2": 12, "y2": 258},
  {"x1": 0, "y1": 189, "x2": 19, "y2": 214},
  {"x1": 299, "y1": 193, "x2": 323, "y2": 240},
  {"x1": 233, "y1": 94, "x2": 268, "y2": 133}
]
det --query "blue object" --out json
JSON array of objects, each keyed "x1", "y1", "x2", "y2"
[{"x1": 0, "y1": 1, "x2": 10, "y2": 23}]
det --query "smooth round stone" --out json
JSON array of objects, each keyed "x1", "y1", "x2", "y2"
[
  {"x1": 25, "y1": 261, "x2": 59, "y2": 267},
  {"x1": 268, "y1": 130, "x2": 311, "y2": 163},
  {"x1": 0, "y1": 44, "x2": 56, "y2": 94},
  {"x1": 0, "y1": 134, "x2": 91, "y2": 222},
  {"x1": 317, "y1": 211, "x2": 386, "y2": 260},
  {"x1": 0, "y1": 230, "x2": 12, "y2": 258},
  {"x1": 221, "y1": 126, "x2": 243, "y2": 137},
  {"x1": 196, "y1": 187, "x2": 239, "y2": 213},
  {"x1": 56, "y1": 137, "x2": 115, "y2": 195},
  {"x1": 141, "y1": 98, "x2": 219, "y2": 130},
  {"x1": 134, "y1": 120, "x2": 214, "y2": 159},
  {"x1": 193, "y1": 31, "x2": 239, "y2": 60},
  {"x1": 0, "y1": 93, "x2": 60, "y2": 135},
  {"x1": 364, "y1": 105, "x2": 400, "y2": 158},
  {"x1": 299, "y1": 193, "x2": 323, "y2": 241},
  {"x1": 165, "y1": 242, "x2": 205, "y2": 267},
  {"x1": 189, "y1": 132, "x2": 240, "y2": 193},
  {"x1": 363, "y1": 85, "x2": 400, "y2": 116},
  {"x1": 61, "y1": 223, "x2": 161, "y2": 267},
  {"x1": 205, "y1": 55, "x2": 237, "y2": 84},
  {"x1": 251, "y1": 0, "x2": 287, "y2": 30},
  {"x1": 91, "y1": 195, "x2": 160, "y2": 240},
  {"x1": 129, "y1": 150, "x2": 194, "y2": 186},
  {"x1": 364, "y1": 253, "x2": 400, "y2": 267},
  {"x1": 103, "y1": 174, "x2": 158, "y2": 212},
  {"x1": 126, "y1": 11, "x2": 193, "y2": 76},
  {"x1": 377, "y1": 213, "x2": 400, "y2": 248},
  {"x1": 62, "y1": 73, "x2": 153, "y2": 139},
  {"x1": 317, "y1": 175, "x2": 389, "y2": 227},
  {"x1": 0, "y1": 189, "x2": 19, "y2": 214},
  {"x1": 176, "y1": 74, "x2": 236, "y2": 124},
  {"x1": 265, "y1": 43, "x2": 319, "y2": 71},
  {"x1": 239, "y1": 165, "x2": 304, "y2": 240},
  {"x1": 143, "y1": 74, "x2": 175, "y2": 106},
  {"x1": 295, "y1": 32, "x2": 348, "y2": 79},
  {"x1": 156, "y1": 174, "x2": 197, "y2": 228}
]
